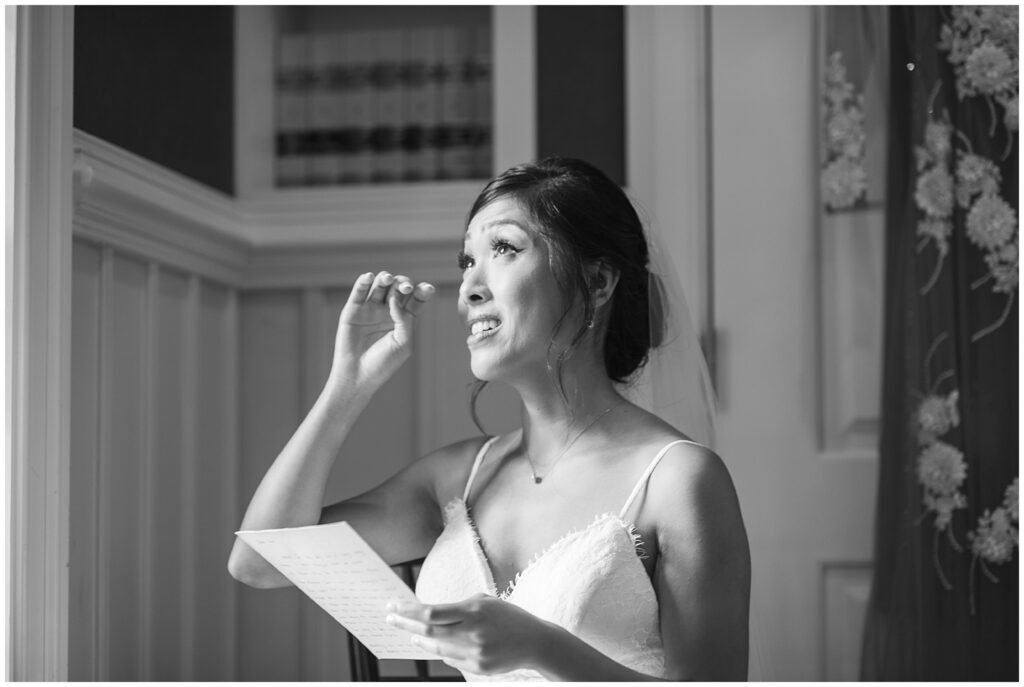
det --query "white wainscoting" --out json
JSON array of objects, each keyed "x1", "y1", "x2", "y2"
[
  {"x1": 69, "y1": 242, "x2": 239, "y2": 680},
  {"x1": 68, "y1": 130, "x2": 521, "y2": 681}
]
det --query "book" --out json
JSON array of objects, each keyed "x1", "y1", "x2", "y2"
[
  {"x1": 437, "y1": 26, "x2": 475, "y2": 180},
  {"x1": 275, "y1": 33, "x2": 311, "y2": 187},
  {"x1": 402, "y1": 27, "x2": 441, "y2": 182},
  {"x1": 309, "y1": 32, "x2": 344, "y2": 185},
  {"x1": 340, "y1": 29, "x2": 375, "y2": 185},
  {"x1": 471, "y1": 25, "x2": 493, "y2": 179},
  {"x1": 371, "y1": 29, "x2": 405, "y2": 183},
  {"x1": 235, "y1": 521, "x2": 434, "y2": 661}
]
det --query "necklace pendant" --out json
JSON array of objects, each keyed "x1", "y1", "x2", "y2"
[{"x1": 534, "y1": 476, "x2": 543, "y2": 484}]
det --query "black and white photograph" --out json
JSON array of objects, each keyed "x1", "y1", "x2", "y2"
[{"x1": 6, "y1": 3, "x2": 1018, "y2": 682}]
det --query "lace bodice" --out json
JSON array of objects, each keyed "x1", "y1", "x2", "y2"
[{"x1": 415, "y1": 436, "x2": 692, "y2": 681}]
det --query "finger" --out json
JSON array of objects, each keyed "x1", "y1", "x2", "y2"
[
  {"x1": 386, "y1": 613, "x2": 458, "y2": 638},
  {"x1": 388, "y1": 286, "x2": 408, "y2": 328},
  {"x1": 387, "y1": 599, "x2": 468, "y2": 624},
  {"x1": 366, "y1": 271, "x2": 394, "y2": 304},
  {"x1": 392, "y1": 274, "x2": 415, "y2": 309},
  {"x1": 405, "y1": 283, "x2": 436, "y2": 317},
  {"x1": 345, "y1": 272, "x2": 376, "y2": 306},
  {"x1": 409, "y1": 635, "x2": 470, "y2": 661}
]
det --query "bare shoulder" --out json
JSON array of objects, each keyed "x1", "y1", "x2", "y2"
[
  {"x1": 649, "y1": 441, "x2": 734, "y2": 503},
  {"x1": 408, "y1": 434, "x2": 498, "y2": 508},
  {"x1": 645, "y1": 440, "x2": 748, "y2": 559}
]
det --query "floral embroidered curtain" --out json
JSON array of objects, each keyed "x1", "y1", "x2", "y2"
[{"x1": 860, "y1": 6, "x2": 1018, "y2": 680}]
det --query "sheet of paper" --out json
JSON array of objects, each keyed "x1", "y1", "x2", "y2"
[{"x1": 235, "y1": 521, "x2": 434, "y2": 660}]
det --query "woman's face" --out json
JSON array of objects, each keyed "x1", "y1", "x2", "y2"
[{"x1": 457, "y1": 197, "x2": 575, "y2": 382}]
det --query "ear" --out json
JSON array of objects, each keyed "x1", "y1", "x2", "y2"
[{"x1": 588, "y1": 261, "x2": 620, "y2": 309}]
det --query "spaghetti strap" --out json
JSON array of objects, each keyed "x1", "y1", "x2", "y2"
[
  {"x1": 618, "y1": 439, "x2": 697, "y2": 520},
  {"x1": 463, "y1": 436, "x2": 499, "y2": 503}
]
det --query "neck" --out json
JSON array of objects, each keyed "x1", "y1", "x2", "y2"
[{"x1": 511, "y1": 355, "x2": 623, "y2": 464}]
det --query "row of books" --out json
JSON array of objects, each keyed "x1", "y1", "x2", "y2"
[{"x1": 275, "y1": 25, "x2": 492, "y2": 187}]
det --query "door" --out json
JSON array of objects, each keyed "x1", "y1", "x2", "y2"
[{"x1": 711, "y1": 7, "x2": 879, "y2": 680}]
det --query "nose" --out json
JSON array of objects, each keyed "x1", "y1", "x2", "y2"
[{"x1": 459, "y1": 264, "x2": 491, "y2": 308}]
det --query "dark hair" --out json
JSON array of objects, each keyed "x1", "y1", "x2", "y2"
[{"x1": 466, "y1": 157, "x2": 659, "y2": 430}]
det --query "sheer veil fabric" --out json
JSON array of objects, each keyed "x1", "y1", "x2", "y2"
[
  {"x1": 617, "y1": 225, "x2": 717, "y2": 450},
  {"x1": 621, "y1": 223, "x2": 771, "y2": 679}
]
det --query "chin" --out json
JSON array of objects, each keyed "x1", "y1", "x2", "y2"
[
  {"x1": 469, "y1": 356, "x2": 503, "y2": 382},
  {"x1": 468, "y1": 345, "x2": 525, "y2": 383}
]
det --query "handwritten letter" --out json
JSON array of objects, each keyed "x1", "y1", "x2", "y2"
[{"x1": 235, "y1": 521, "x2": 434, "y2": 660}]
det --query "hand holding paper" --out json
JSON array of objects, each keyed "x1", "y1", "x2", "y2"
[{"x1": 235, "y1": 521, "x2": 435, "y2": 660}]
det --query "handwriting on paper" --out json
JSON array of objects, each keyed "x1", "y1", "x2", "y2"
[{"x1": 235, "y1": 521, "x2": 434, "y2": 660}]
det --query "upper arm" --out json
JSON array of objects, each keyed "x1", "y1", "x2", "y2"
[
  {"x1": 648, "y1": 444, "x2": 751, "y2": 681},
  {"x1": 318, "y1": 436, "x2": 487, "y2": 566}
]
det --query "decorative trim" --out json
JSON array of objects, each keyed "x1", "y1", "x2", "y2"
[
  {"x1": 493, "y1": 6, "x2": 536, "y2": 173},
  {"x1": 298, "y1": 288, "x2": 325, "y2": 682},
  {"x1": 9, "y1": 6, "x2": 75, "y2": 680},
  {"x1": 301, "y1": 288, "x2": 327, "y2": 407},
  {"x1": 818, "y1": 560, "x2": 873, "y2": 680},
  {"x1": 243, "y1": 241, "x2": 463, "y2": 290},
  {"x1": 223, "y1": 290, "x2": 241, "y2": 681},
  {"x1": 237, "y1": 183, "x2": 483, "y2": 248},
  {"x1": 814, "y1": 8, "x2": 884, "y2": 456},
  {"x1": 625, "y1": 6, "x2": 716, "y2": 403},
  {"x1": 138, "y1": 261, "x2": 158, "y2": 678},
  {"x1": 73, "y1": 130, "x2": 469, "y2": 290},
  {"x1": 179, "y1": 275, "x2": 200, "y2": 679},
  {"x1": 73, "y1": 131, "x2": 248, "y2": 286},
  {"x1": 97, "y1": 247, "x2": 114, "y2": 681}
]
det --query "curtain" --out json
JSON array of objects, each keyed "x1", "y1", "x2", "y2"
[{"x1": 861, "y1": 6, "x2": 1018, "y2": 680}]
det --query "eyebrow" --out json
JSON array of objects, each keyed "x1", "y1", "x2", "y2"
[{"x1": 464, "y1": 218, "x2": 532, "y2": 239}]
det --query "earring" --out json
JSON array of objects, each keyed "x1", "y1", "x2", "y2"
[{"x1": 586, "y1": 318, "x2": 595, "y2": 329}]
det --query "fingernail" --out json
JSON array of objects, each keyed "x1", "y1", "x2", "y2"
[
  {"x1": 385, "y1": 614, "x2": 396, "y2": 625},
  {"x1": 399, "y1": 283, "x2": 413, "y2": 294},
  {"x1": 424, "y1": 284, "x2": 435, "y2": 294},
  {"x1": 385, "y1": 601, "x2": 396, "y2": 611}
]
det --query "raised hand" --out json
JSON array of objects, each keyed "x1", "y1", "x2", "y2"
[{"x1": 331, "y1": 271, "x2": 436, "y2": 390}]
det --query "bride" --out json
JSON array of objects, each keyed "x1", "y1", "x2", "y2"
[{"x1": 228, "y1": 157, "x2": 750, "y2": 681}]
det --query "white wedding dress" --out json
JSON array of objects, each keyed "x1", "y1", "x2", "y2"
[{"x1": 415, "y1": 435, "x2": 693, "y2": 681}]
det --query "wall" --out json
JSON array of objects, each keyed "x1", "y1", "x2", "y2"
[
  {"x1": 73, "y1": 6, "x2": 235, "y2": 195},
  {"x1": 69, "y1": 242, "x2": 239, "y2": 680},
  {"x1": 67, "y1": 132, "x2": 522, "y2": 680}
]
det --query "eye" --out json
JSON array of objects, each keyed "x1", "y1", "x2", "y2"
[
  {"x1": 491, "y1": 238, "x2": 520, "y2": 257},
  {"x1": 457, "y1": 249, "x2": 474, "y2": 271}
]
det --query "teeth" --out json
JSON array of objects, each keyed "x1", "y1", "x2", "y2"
[{"x1": 470, "y1": 319, "x2": 500, "y2": 335}]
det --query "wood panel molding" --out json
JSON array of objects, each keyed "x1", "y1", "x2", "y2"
[
  {"x1": 96, "y1": 247, "x2": 114, "y2": 680},
  {"x1": 9, "y1": 6, "x2": 75, "y2": 679},
  {"x1": 179, "y1": 276, "x2": 201, "y2": 679},
  {"x1": 819, "y1": 561, "x2": 872, "y2": 681},
  {"x1": 138, "y1": 262, "x2": 158, "y2": 678},
  {"x1": 814, "y1": 9, "x2": 883, "y2": 456},
  {"x1": 74, "y1": 130, "x2": 467, "y2": 290},
  {"x1": 223, "y1": 291, "x2": 241, "y2": 680}
]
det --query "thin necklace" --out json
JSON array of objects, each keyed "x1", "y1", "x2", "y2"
[{"x1": 523, "y1": 403, "x2": 619, "y2": 485}]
